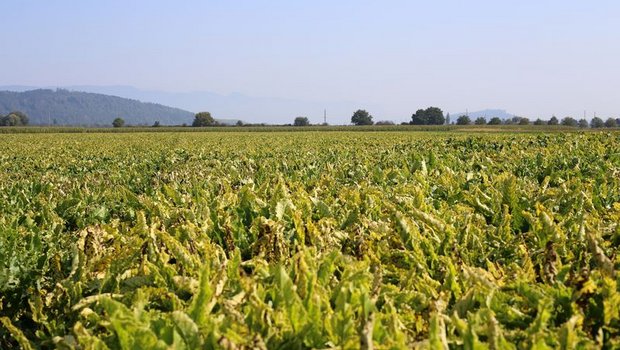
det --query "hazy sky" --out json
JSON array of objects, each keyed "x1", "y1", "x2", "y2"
[{"x1": 2, "y1": 1, "x2": 619, "y2": 120}]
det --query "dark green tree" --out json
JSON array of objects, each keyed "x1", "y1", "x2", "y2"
[
  {"x1": 293, "y1": 116, "x2": 310, "y2": 126},
  {"x1": 410, "y1": 107, "x2": 445, "y2": 125},
  {"x1": 519, "y1": 117, "x2": 530, "y2": 125},
  {"x1": 548, "y1": 116, "x2": 559, "y2": 125},
  {"x1": 474, "y1": 117, "x2": 486, "y2": 125},
  {"x1": 1, "y1": 114, "x2": 19, "y2": 126},
  {"x1": 410, "y1": 109, "x2": 427, "y2": 125},
  {"x1": 488, "y1": 117, "x2": 502, "y2": 125},
  {"x1": 578, "y1": 119, "x2": 589, "y2": 128},
  {"x1": 9, "y1": 111, "x2": 29, "y2": 125},
  {"x1": 456, "y1": 115, "x2": 471, "y2": 125},
  {"x1": 590, "y1": 117, "x2": 604, "y2": 128},
  {"x1": 561, "y1": 117, "x2": 578, "y2": 127},
  {"x1": 112, "y1": 117, "x2": 125, "y2": 127},
  {"x1": 533, "y1": 119, "x2": 545, "y2": 125},
  {"x1": 351, "y1": 109, "x2": 373, "y2": 125},
  {"x1": 604, "y1": 118, "x2": 617, "y2": 128},
  {"x1": 0, "y1": 111, "x2": 29, "y2": 126},
  {"x1": 192, "y1": 112, "x2": 215, "y2": 127},
  {"x1": 425, "y1": 107, "x2": 445, "y2": 125}
]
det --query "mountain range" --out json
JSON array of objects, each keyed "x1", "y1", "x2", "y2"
[{"x1": 0, "y1": 89, "x2": 197, "y2": 126}]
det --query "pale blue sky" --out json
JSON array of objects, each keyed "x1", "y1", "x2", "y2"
[{"x1": 1, "y1": 1, "x2": 619, "y2": 121}]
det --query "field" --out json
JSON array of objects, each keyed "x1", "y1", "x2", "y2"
[{"x1": 1, "y1": 130, "x2": 619, "y2": 349}]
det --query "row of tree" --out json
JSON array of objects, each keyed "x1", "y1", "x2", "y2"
[
  {"x1": 0, "y1": 111, "x2": 29, "y2": 126},
  {"x1": 345, "y1": 107, "x2": 620, "y2": 127},
  {"x1": 463, "y1": 115, "x2": 620, "y2": 128},
  {"x1": 167, "y1": 110, "x2": 620, "y2": 128}
]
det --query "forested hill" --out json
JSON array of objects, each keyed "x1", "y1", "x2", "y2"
[{"x1": 0, "y1": 89, "x2": 195, "y2": 126}]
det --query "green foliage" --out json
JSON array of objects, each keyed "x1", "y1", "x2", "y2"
[
  {"x1": 561, "y1": 117, "x2": 578, "y2": 127},
  {"x1": 410, "y1": 107, "x2": 445, "y2": 125},
  {"x1": 456, "y1": 115, "x2": 471, "y2": 125},
  {"x1": 0, "y1": 131, "x2": 619, "y2": 348},
  {"x1": 548, "y1": 116, "x2": 559, "y2": 125},
  {"x1": 351, "y1": 109, "x2": 374, "y2": 125},
  {"x1": 604, "y1": 118, "x2": 617, "y2": 128},
  {"x1": 489, "y1": 117, "x2": 502, "y2": 125},
  {"x1": 0, "y1": 111, "x2": 29, "y2": 126},
  {"x1": 192, "y1": 112, "x2": 215, "y2": 127},
  {"x1": 590, "y1": 117, "x2": 604, "y2": 128},
  {"x1": 112, "y1": 117, "x2": 125, "y2": 127},
  {"x1": 293, "y1": 116, "x2": 310, "y2": 126}
]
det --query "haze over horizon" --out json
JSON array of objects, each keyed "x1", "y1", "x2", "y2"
[{"x1": 2, "y1": 1, "x2": 618, "y2": 123}]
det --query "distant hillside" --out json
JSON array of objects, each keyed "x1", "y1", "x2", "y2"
[{"x1": 0, "y1": 89, "x2": 195, "y2": 126}]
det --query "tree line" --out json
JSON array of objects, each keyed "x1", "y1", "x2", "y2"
[{"x1": 340, "y1": 107, "x2": 620, "y2": 128}]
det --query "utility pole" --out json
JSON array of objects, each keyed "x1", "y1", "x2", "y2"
[{"x1": 324, "y1": 109, "x2": 327, "y2": 125}]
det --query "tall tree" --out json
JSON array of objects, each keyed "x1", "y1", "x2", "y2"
[
  {"x1": 293, "y1": 116, "x2": 310, "y2": 126},
  {"x1": 590, "y1": 117, "x2": 604, "y2": 128},
  {"x1": 548, "y1": 116, "x2": 559, "y2": 125},
  {"x1": 192, "y1": 112, "x2": 215, "y2": 127},
  {"x1": 604, "y1": 118, "x2": 617, "y2": 128},
  {"x1": 410, "y1": 107, "x2": 445, "y2": 125},
  {"x1": 351, "y1": 110, "x2": 373, "y2": 125}
]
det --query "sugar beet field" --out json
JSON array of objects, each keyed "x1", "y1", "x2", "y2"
[{"x1": 1, "y1": 131, "x2": 619, "y2": 349}]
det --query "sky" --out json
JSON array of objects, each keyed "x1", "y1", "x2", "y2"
[{"x1": 1, "y1": 1, "x2": 619, "y2": 122}]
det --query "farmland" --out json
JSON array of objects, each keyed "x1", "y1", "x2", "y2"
[{"x1": 1, "y1": 130, "x2": 619, "y2": 349}]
